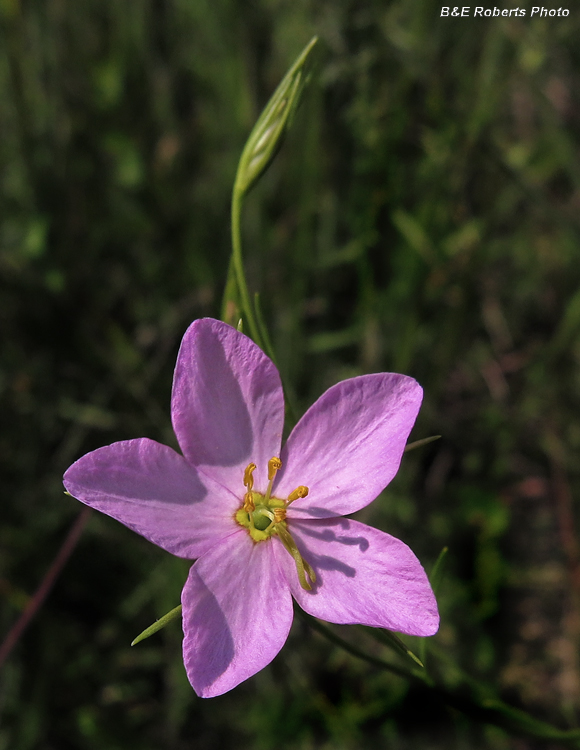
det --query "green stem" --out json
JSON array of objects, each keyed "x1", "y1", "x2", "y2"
[
  {"x1": 299, "y1": 609, "x2": 580, "y2": 745},
  {"x1": 231, "y1": 188, "x2": 262, "y2": 348},
  {"x1": 230, "y1": 193, "x2": 300, "y2": 426},
  {"x1": 362, "y1": 626, "x2": 425, "y2": 669},
  {"x1": 297, "y1": 608, "x2": 421, "y2": 682},
  {"x1": 220, "y1": 255, "x2": 239, "y2": 326}
]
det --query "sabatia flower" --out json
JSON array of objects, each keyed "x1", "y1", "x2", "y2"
[{"x1": 64, "y1": 318, "x2": 439, "y2": 697}]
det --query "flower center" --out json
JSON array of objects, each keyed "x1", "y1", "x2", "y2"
[{"x1": 234, "y1": 457, "x2": 316, "y2": 591}]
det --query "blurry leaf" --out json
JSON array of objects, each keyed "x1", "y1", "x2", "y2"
[
  {"x1": 546, "y1": 285, "x2": 580, "y2": 359},
  {"x1": 103, "y1": 133, "x2": 144, "y2": 188},
  {"x1": 317, "y1": 233, "x2": 375, "y2": 269},
  {"x1": 430, "y1": 546, "x2": 449, "y2": 597},
  {"x1": 23, "y1": 217, "x2": 48, "y2": 259},
  {"x1": 443, "y1": 221, "x2": 481, "y2": 257},
  {"x1": 106, "y1": 322, "x2": 144, "y2": 374},
  {"x1": 45, "y1": 269, "x2": 65, "y2": 293},
  {"x1": 306, "y1": 327, "x2": 360, "y2": 353},
  {"x1": 58, "y1": 399, "x2": 116, "y2": 429},
  {"x1": 392, "y1": 209, "x2": 435, "y2": 264},
  {"x1": 93, "y1": 59, "x2": 124, "y2": 109}
]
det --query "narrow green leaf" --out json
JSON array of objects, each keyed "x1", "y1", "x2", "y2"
[
  {"x1": 546, "y1": 285, "x2": 580, "y2": 359},
  {"x1": 367, "y1": 627, "x2": 425, "y2": 668},
  {"x1": 430, "y1": 546, "x2": 449, "y2": 596},
  {"x1": 392, "y1": 208, "x2": 436, "y2": 265},
  {"x1": 404, "y1": 435, "x2": 441, "y2": 452},
  {"x1": 131, "y1": 604, "x2": 182, "y2": 646},
  {"x1": 298, "y1": 609, "x2": 418, "y2": 682},
  {"x1": 419, "y1": 546, "x2": 448, "y2": 666},
  {"x1": 253, "y1": 292, "x2": 277, "y2": 365}
]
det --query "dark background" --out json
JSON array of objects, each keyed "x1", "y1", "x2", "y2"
[{"x1": 1, "y1": 1, "x2": 580, "y2": 747}]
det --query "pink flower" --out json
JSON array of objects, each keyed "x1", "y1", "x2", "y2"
[{"x1": 64, "y1": 318, "x2": 439, "y2": 697}]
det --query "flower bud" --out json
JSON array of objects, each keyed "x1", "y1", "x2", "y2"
[{"x1": 234, "y1": 36, "x2": 318, "y2": 196}]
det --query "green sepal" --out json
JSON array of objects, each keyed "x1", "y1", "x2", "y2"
[{"x1": 131, "y1": 604, "x2": 182, "y2": 646}]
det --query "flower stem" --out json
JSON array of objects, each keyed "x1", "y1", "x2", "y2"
[
  {"x1": 296, "y1": 608, "x2": 419, "y2": 682},
  {"x1": 362, "y1": 626, "x2": 425, "y2": 669},
  {"x1": 298, "y1": 607, "x2": 580, "y2": 746},
  {"x1": 230, "y1": 188, "x2": 263, "y2": 348}
]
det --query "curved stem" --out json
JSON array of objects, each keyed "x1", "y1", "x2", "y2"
[
  {"x1": 229, "y1": 188, "x2": 300, "y2": 427},
  {"x1": 231, "y1": 188, "x2": 262, "y2": 347},
  {"x1": 298, "y1": 608, "x2": 580, "y2": 746},
  {"x1": 296, "y1": 608, "x2": 420, "y2": 682}
]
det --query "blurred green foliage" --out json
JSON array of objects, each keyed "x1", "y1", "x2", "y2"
[{"x1": 2, "y1": 0, "x2": 580, "y2": 748}]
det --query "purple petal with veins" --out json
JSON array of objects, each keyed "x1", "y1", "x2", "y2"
[{"x1": 64, "y1": 318, "x2": 438, "y2": 697}]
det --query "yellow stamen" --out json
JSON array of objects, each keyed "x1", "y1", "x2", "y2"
[
  {"x1": 243, "y1": 463, "x2": 256, "y2": 491},
  {"x1": 276, "y1": 526, "x2": 316, "y2": 591},
  {"x1": 267, "y1": 457, "x2": 282, "y2": 480},
  {"x1": 264, "y1": 456, "x2": 282, "y2": 502},
  {"x1": 287, "y1": 485, "x2": 309, "y2": 504},
  {"x1": 242, "y1": 463, "x2": 257, "y2": 511},
  {"x1": 236, "y1": 459, "x2": 316, "y2": 590},
  {"x1": 273, "y1": 507, "x2": 286, "y2": 523},
  {"x1": 243, "y1": 491, "x2": 255, "y2": 512}
]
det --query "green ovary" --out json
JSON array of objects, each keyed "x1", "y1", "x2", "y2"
[{"x1": 235, "y1": 493, "x2": 286, "y2": 542}]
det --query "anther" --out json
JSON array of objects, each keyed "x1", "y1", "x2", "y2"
[
  {"x1": 287, "y1": 485, "x2": 309, "y2": 504},
  {"x1": 264, "y1": 457, "x2": 282, "y2": 502},
  {"x1": 267, "y1": 457, "x2": 282, "y2": 480},
  {"x1": 273, "y1": 508, "x2": 286, "y2": 523},
  {"x1": 243, "y1": 491, "x2": 255, "y2": 512},
  {"x1": 243, "y1": 463, "x2": 256, "y2": 491}
]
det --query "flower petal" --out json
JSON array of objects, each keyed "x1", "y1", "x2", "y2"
[
  {"x1": 273, "y1": 517, "x2": 439, "y2": 636},
  {"x1": 172, "y1": 318, "x2": 285, "y2": 492},
  {"x1": 64, "y1": 438, "x2": 239, "y2": 559},
  {"x1": 274, "y1": 373, "x2": 422, "y2": 517},
  {"x1": 182, "y1": 532, "x2": 294, "y2": 697}
]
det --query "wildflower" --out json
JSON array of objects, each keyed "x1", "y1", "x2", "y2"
[{"x1": 64, "y1": 318, "x2": 439, "y2": 697}]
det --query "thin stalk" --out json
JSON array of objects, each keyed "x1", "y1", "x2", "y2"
[
  {"x1": 297, "y1": 608, "x2": 420, "y2": 682},
  {"x1": 362, "y1": 626, "x2": 426, "y2": 669},
  {"x1": 301, "y1": 609, "x2": 580, "y2": 745},
  {"x1": 0, "y1": 507, "x2": 91, "y2": 668},
  {"x1": 231, "y1": 188, "x2": 262, "y2": 348}
]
